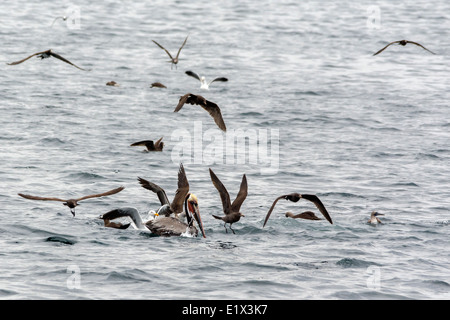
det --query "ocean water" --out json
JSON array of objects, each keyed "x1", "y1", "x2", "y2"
[{"x1": 1, "y1": 0, "x2": 449, "y2": 300}]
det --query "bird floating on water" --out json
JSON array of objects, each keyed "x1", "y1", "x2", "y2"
[
  {"x1": 130, "y1": 137, "x2": 164, "y2": 152},
  {"x1": 209, "y1": 168, "x2": 247, "y2": 234},
  {"x1": 152, "y1": 35, "x2": 188, "y2": 69},
  {"x1": 285, "y1": 211, "x2": 322, "y2": 221},
  {"x1": 150, "y1": 82, "x2": 167, "y2": 88},
  {"x1": 18, "y1": 186, "x2": 125, "y2": 216},
  {"x1": 185, "y1": 70, "x2": 228, "y2": 90},
  {"x1": 7, "y1": 49, "x2": 90, "y2": 71},
  {"x1": 263, "y1": 193, "x2": 332, "y2": 227},
  {"x1": 174, "y1": 93, "x2": 226, "y2": 132},
  {"x1": 100, "y1": 193, "x2": 205, "y2": 238},
  {"x1": 368, "y1": 211, "x2": 384, "y2": 224},
  {"x1": 373, "y1": 40, "x2": 436, "y2": 56},
  {"x1": 106, "y1": 81, "x2": 119, "y2": 87}
]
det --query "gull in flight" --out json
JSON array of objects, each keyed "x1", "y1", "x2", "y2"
[{"x1": 185, "y1": 70, "x2": 228, "y2": 90}]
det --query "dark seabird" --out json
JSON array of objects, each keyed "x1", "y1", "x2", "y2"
[
  {"x1": 174, "y1": 93, "x2": 226, "y2": 132},
  {"x1": 368, "y1": 211, "x2": 384, "y2": 224},
  {"x1": 373, "y1": 40, "x2": 436, "y2": 56},
  {"x1": 18, "y1": 186, "x2": 125, "y2": 216},
  {"x1": 7, "y1": 49, "x2": 90, "y2": 71},
  {"x1": 185, "y1": 70, "x2": 228, "y2": 90},
  {"x1": 99, "y1": 193, "x2": 205, "y2": 238},
  {"x1": 263, "y1": 193, "x2": 332, "y2": 227},
  {"x1": 152, "y1": 35, "x2": 188, "y2": 69},
  {"x1": 130, "y1": 137, "x2": 164, "y2": 151},
  {"x1": 209, "y1": 168, "x2": 247, "y2": 234},
  {"x1": 106, "y1": 81, "x2": 119, "y2": 87},
  {"x1": 285, "y1": 211, "x2": 322, "y2": 221},
  {"x1": 137, "y1": 163, "x2": 189, "y2": 219},
  {"x1": 150, "y1": 82, "x2": 167, "y2": 88}
]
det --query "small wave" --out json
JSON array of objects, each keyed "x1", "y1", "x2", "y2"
[
  {"x1": 65, "y1": 172, "x2": 106, "y2": 180},
  {"x1": 105, "y1": 269, "x2": 151, "y2": 282},
  {"x1": 45, "y1": 236, "x2": 77, "y2": 245},
  {"x1": 39, "y1": 137, "x2": 66, "y2": 146},
  {"x1": 336, "y1": 258, "x2": 379, "y2": 268}
]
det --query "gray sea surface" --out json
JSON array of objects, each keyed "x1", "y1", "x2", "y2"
[{"x1": 0, "y1": 0, "x2": 449, "y2": 300}]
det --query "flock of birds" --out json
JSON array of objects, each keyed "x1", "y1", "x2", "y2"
[{"x1": 12, "y1": 32, "x2": 437, "y2": 238}]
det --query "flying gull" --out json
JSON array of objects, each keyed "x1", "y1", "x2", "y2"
[
  {"x1": 185, "y1": 70, "x2": 228, "y2": 90},
  {"x1": 263, "y1": 193, "x2": 332, "y2": 227},
  {"x1": 130, "y1": 137, "x2": 164, "y2": 152},
  {"x1": 373, "y1": 40, "x2": 436, "y2": 56},
  {"x1": 18, "y1": 186, "x2": 125, "y2": 216},
  {"x1": 7, "y1": 49, "x2": 90, "y2": 71},
  {"x1": 209, "y1": 168, "x2": 247, "y2": 234},
  {"x1": 152, "y1": 35, "x2": 188, "y2": 69},
  {"x1": 174, "y1": 93, "x2": 226, "y2": 132}
]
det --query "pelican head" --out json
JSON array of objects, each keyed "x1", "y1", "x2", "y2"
[{"x1": 185, "y1": 193, "x2": 206, "y2": 238}]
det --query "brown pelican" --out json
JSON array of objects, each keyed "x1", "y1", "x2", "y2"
[
  {"x1": 137, "y1": 163, "x2": 188, "y2": 219},
  {"x1": 373, "y1": 40, "x2": 436, "y2": 56},
  {"x1": 150, "y1": 82, "x2": 167, "y2": 88},
  {"x1": 174, "y1": 93, "x2": 226, "y2": 132},
  {"x1": 152, "y1": 35, "x2": 188, "y2": 69},
  {"x1": 263, "y1": 193, "x2": 332, "y2": 227},
  {"x1": 99, "y1": 193, "x2": 206, "y2": 238},
  {"x1": 209, "y1": 168, "x2": 247, "y2": 234},
  {"x1": 368, "y1": 211, "x2": 384, "y2": 224},
  {"x1": 130, "y1": 137, "x2": 164, "y2": 152},
  {"x1": 7, "y1": 49, "x2": 90, "y2": 71},
  {"x1": 18, "y1": 186, "x2": 125, "y2": 216},
  {"x1": 185, "y1": 70, "x2": 228, "y2": 90},
  {"x1": 106, "y1": 81, "x2": 119, "y2": 87},
  {"x1": 285, "y1": 211, "x2": 322, "y2": 221}
]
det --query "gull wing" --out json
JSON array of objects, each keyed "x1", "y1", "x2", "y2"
[
  {"x1": 209, "y1": 168, "x2": 232, "y2": 215},
  {"x1": 18, "y1": 193, "x2": 66, "y2": 202},
  {"x1": 7, "y1": 50, "x2": 49, "y2": 65},
  {"x1": 263, "y1": 195, "x2": 287, "y2": 227},
  {"x1": 49, "y1": 52, "x2": 89, "y2": 71},
  {"x1": 76, "y1": 186, "x2": 125, "y2": 201},
  {"x1": 300, "y1": 194, "x2": 332, "y2": 224},
  {"x1": 152, "y1": 40, "x2": 174, "y2": 60},
  {"x1": 185, "y1": 70, "x2": 201, "y2": 81},
  {"x1": 175, "y1": 35, "x2": 189, "y2": 59},
  {"x1": 406, "y1": 41, "x2": 436, "y2": 54},
  {"x1": 373, "y1": 41, "x2": 400, "y2": 56},
  {"x1": 231, "y1": 174, "x2": 247, "y2": 213}
]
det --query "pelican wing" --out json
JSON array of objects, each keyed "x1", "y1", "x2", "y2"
[
  {"x1": 152, "y1": 40, "x2": 174, "y2": 60},
  {"x1": 49, "y1": 52, "x2": 89, "y2": 71},
  {"x1": 171, "y1": 163, "x2": 190, "y2": 214},
  {"x1": 76, "y1": 186, "x2": 125, "y2": 201},
  {"x1": 263, "y1": 195, "x2": 286, "y2": 227},
  {"x1": 407, "y1": 41, "x2": 436, "y2": 54},
  {"x1": 18, "y1": 193, "x2": 66, "y2": 202},
  {"x1": 7, "y1": 50, "x2": 49, "y2": 65},
  {"x1": 175, "y1": 35, "x2": 189, "y2": 59},
  {"x1": 209, "y1": 77, "x2": 228, "y2": 85},
  {"x1": 185, "y1": 70, "x2": 201, "y2": 81},
  {"x1": 231, "y1": 174, "x2": 247, "y2": 212},
  {"x1": 301, "y1": 194, "x2": 332, "y2": 224},
  {"x1": 209, "y1": 168, "x2": 232, "y2": 215},
  {"x1": 373, "y1": 41, "x2": 400, "y2": 56},
  {"x1": 100, "y1": 207, "x2": 146, "y2": 230},
  {"x1": 137, "y1": 177, "x2": 170, "y2": 206}
]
